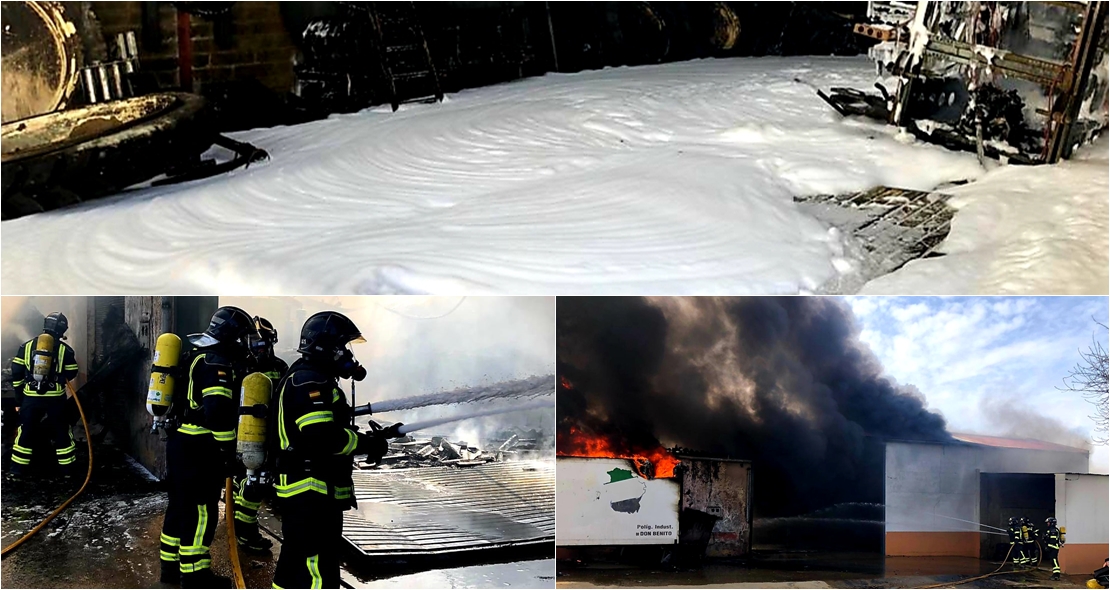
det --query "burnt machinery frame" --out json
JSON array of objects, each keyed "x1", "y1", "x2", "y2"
[{"x1": 851, "y1": 1, "x2": 1108, "y2": 164}]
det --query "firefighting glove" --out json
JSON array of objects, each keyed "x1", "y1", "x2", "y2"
[{"x1": 355, "y1": 431, "x2": 388, "y2": 462}]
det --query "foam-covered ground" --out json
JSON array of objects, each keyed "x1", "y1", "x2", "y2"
[
  {"x1": 860, "y1": 136, "x2": 1109, "y2": 295},
  {"x1": 7, "y1": 56, "x2": 1094, "y2": 295}
]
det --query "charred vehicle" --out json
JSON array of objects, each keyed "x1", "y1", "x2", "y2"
[{"x1": 826, "y1": 1, "x2": 1108, "y2": 164}]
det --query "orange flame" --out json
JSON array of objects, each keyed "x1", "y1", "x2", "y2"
[{"x1": 557, "y1": 426, "x2": 680, "y2": 479}]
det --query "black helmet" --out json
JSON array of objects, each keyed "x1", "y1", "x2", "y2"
[
  {"x1": 43, "y1": 312, "x2": 68, "y2": 338},
  {"x1": 298, "y1": 311, "x2": 366, "y2": 380},
  {"x1": 249, "y1": 316, "x2": 278, "y2": 358},
  {"x1": 255, "y1": 316, "x2": 278, "y2": 344},
  {"x1": 1009, "y1": 516, "x2": 1018, "y2": 526},
  {"x1": 189, "y1": 306, "x2": 256, "y2": 349},
  {"x1": 1046, "y1": 516, "x2": 1057, "y2": 527}
]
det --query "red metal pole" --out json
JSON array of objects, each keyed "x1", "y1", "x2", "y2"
[{"x1": 176, "y1": 9, "x2": 193, "y2": 91}]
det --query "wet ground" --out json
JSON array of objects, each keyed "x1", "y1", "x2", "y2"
[
  {"x1": 556, "y1": 552, "x2": 1093, "y2": 588},
  {"x1": 2, "y1": 438, "x2": 552, "y2": 588}
]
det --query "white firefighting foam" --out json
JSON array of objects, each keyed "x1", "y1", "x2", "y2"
[{"x1": 2, "y1": 57, "x2": 1101, "y2": 294}]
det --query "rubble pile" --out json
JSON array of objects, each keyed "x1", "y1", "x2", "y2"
[{"x1": 357, "y1": 429, "x2": 547, "y2": 470}]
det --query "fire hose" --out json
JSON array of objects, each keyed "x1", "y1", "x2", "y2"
[
  {"x1": 915, "y1": 540, "x2": 1043, "y2": 589},
  {"x1": 224, "y1": 478, "x2": 246, "y2": 589},
  {"x1": 1, "y1": 382, "x2": 93, "y2": 557}
]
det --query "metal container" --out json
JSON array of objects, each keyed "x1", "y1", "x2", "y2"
[{"x1": 556, "y1": 456, "x2": 680, "y2": 546}]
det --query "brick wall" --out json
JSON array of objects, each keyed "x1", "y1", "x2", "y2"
[{"x1": 87, "y1": 1, "x2": 297, "y2": 95}]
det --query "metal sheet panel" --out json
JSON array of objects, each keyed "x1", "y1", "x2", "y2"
[
  {"x1": 556, "y1": 456, "x2": 680, "y2": 546},
  {"x1": 343, "y1": 460, "x2": 554, "y2": 556}
]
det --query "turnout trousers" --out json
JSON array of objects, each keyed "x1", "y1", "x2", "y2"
[
  {"x1": 233, "y1": 468, "x2": 267, "y2": 540},
  {"x1": 271, "y1": 494, "x2": 344, "y2": 589},
  {"x1": 1043, "y1": 546, "x2": 1060, "y2": 576},
  {"x1": 159, "y1": 431, "x2": 223, "y2": 583},
  {"x1": 12, "y1": 396, "x2": 76, "y2": 472}
]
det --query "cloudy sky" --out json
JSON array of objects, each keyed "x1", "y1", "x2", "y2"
[{"x1": 844, "y1": 296, "x2": 1109, "y2": 474}]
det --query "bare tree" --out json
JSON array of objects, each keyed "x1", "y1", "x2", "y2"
[{"x1": 1059, "y1": 320, "x2": 1109, "y2": 445}]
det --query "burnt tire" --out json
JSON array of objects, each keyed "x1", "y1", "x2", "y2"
[{"x1": 2, "y1": 92, "x2": 212, "y2": 220}]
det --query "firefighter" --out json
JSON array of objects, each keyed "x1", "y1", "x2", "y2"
[
  {"x1": 271, "y1": 311, "x2": 399, "y2": 589},
  {"x1": 1022, "y1": 517, "x2": 1040, "y2": 568},
  {"x1": 1008, "y1": 516, "x2": 1028, "y2": 567},
  {"x1": 1043, "y1": 516, "x2": 1064, "y2": 580},
  {"x1": 158, "y1": 306, "x2": 257, "y2": 588},
  {"x1": 9, "y1": 313, "x2": 80, "y2": 477},
  {"x1": 232, "y1": 316, "x2": 289, "y2": 552}
]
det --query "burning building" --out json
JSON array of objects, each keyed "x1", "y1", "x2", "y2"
[
  {"x1": 555, "y1": 297, "x2": 1108, "y2": 573},
  {"x1": 556, "y1": 428, "x2": 753, "y2": 558}
]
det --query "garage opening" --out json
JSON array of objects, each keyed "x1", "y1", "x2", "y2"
[{"x1": 979, "y1": 473, "x2": 1055, "y2": 561}]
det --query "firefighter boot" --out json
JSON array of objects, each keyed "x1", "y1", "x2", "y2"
[
  {"x1": 236, "y1": 529, "x2": 273, "y2": 553},
  {"x1": 159, "y1": 560, "x2": 180, "y2": 585},
  {"x1": 182, "y1": 570, "x2": 232, "y2": 589}
]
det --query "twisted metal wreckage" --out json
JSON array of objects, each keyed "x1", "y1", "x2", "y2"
[{"x1": 824, "y1": 0, "x2": 1108, "y2": 165}]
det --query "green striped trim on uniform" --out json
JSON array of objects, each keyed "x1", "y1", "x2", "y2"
[
  {"x1": 235, "y1": 511, "x2": 258, "y2": 524},
  {"x1": 237, "y1": 497, "x2": 262, "y2": 510},
  {"x1": 12, "y1": 380, "x2": 24, "y2": 388},
  {"x1": 179, "y1": 546, "x2": 209, "y2": 556},
  {"x1": 11, "y1": 455, "x2": 30, "y2": 465},
  {"x1": 193, "y1": 504, "x2": 209, "y2": 547},
  {"x1": 22, "y1": 388, "x2": 66, "y2": 397},
  {"x1": 202, "y1": 386, "x2": 233, "y2": 398},
  {"x1": 160, "y1": 550, "x2": 179, "y2": 561},
  {"x1": 179, "y1": 559, "x2": 212, "y2": 573},
  {"x1": 272, "y1": 584, "x2": 285, "y2": 589},
  {"x1": 13, "y1": 443, "x2": 34, "y2": 455},
  {"x1": 338, "y1": 429, "x2": 357, "y2": 455},
  {"x1": 12, "y1": 357, "x2": 26, "y2": 366},
  {"x1": 332, "y1": 389, "x2": 341, "y2": 403},
  {"x1": 186, "y1": 354, "x2": 207, "y2": 410},
  {"x1": 64, "y1": 364, "x2": 79, "y2": 371},
  {"x1": 178, "y1": 423, "x2": 212, "y2": 436},
  {"x1": 212, "y1": 429, "x2": 236, "y2": 442},
  {"x1": 335, "y1": 486, "x2": 352, "y2": 500},
  {"x1": 307, "y1": 554, "x2": 323, "y2": 589},
  {"x1": 57, "y1": 456, "x2": 76, "y2": 465},
  {"x1": 296, "y1": 411, "x2": 334, "y2": 429},
  {"x1": 57, "y1": 443, "x2": 77, "y2": 455},
  {"x1": 278, "y1": 381, "x2": 290, "y2": 451},
  {"x1": 161, "y1": 533, "x2": 181, "y2": 546},
  {"x1": 275, "y1": 475, "x2": 327, "y2": 497}
]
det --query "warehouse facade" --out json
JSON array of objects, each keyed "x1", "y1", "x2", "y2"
[{"x1": 884, "y1": 434, "x2": 1107, "y2": 574}]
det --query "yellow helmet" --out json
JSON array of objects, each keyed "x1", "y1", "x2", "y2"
[{"x1": 1087, "y1": 579, "x2": 1102, "y2": 589}]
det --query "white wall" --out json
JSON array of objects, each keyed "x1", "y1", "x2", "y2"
[
  {"x1": 886, "y1": 441, "x2": 1089, "y2": 534},
  {"x1": 1055, "y1": 473, "x2": 1109, "y2": 544}
]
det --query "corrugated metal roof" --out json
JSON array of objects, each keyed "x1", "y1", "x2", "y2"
[
  {"x1": 950, "y1": 432, "x2": 1089, "y2": 453},
  {"x1": 343, "y1": 461, "x2": 554, "y2": 556}
]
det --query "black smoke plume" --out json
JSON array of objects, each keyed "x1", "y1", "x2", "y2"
[{"x1": 557, "y1": 297, "x2": 952, "y2": 517}]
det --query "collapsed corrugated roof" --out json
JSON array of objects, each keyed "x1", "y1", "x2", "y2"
[{"x1": 342, "y1": 461, "x2": 554, "y2": 557}]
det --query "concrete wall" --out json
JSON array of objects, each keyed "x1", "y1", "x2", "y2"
[
  {"x1": 884, "y1": 441, "x2": 1089, "y2": 558},
  {"x1": 1055, "y1": 473, "x2": 1109, "y2": 574}
]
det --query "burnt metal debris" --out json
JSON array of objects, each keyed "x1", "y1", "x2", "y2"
[
  {"x1": 361, "y1": 428, "x2": 547, "y2": 470},
  {"x1": 0, "y1": 1, "x2": 268, "y2": 220},
  {"x1": 823, "y1": 1, "x2": 1109, "y2": 164},
  {"x1": 795, "y1": 185, "x2": 957, "y2": 292}
]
